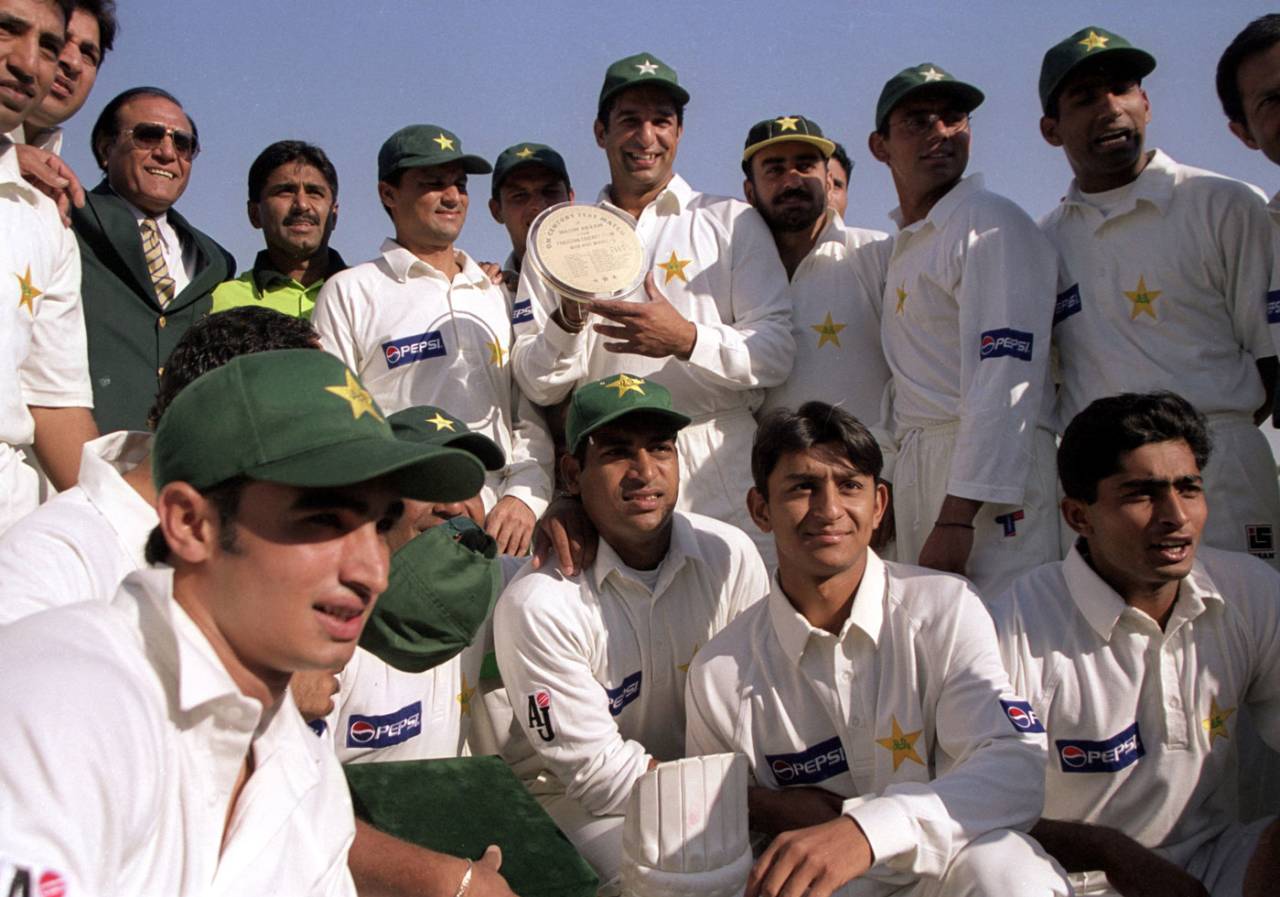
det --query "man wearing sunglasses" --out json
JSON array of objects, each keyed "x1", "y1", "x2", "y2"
[{"x1": 71, "y1": 85, "x2": 234, "y2": 433}]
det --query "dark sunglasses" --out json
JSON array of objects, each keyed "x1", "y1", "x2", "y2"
[{"x1": 123, "y1": 122, "x2": 199, "y2": 160}]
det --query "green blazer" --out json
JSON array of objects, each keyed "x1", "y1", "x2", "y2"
[{"x1": 72, "y1": 181, "x2": 235, "y2": 432}]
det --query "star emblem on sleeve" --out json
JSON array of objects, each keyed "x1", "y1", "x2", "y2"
[
  {"x1": 324, "y1": 369, "x2": 384, "y2": 422},
  {"x1": 635, "y1": 59, "x2": 659, "y2": 75},
  {"x1": 812, "y1": 312, "x2": 847, "y2": 348},
  {"x1": 433, "y1": 133, "x2": 455, "y2": 151},
  {"x1": 1078, "y1": 30, "x2": 1110, "y2": 51},
  {"x1": 1123, "y1": 275, "x2": 1162, "y2": 320},
  {"x1": 658, "y1": 250, "x2": 692, "y2": 285},
  {"x1": 605, "y1": 373, "x2": 647, "y2": 397},
  {"x1": 775, "y1": 115, "x2": 800, "y2": 131},
  {"x1": 515, "y1": 146, "x2": 535, "y2": 159},
  {"x1": 457, "y1": 673, "x2": 476, "y2": 716},
  {"x1": 486, "y1": 340, "x2": 508, "y2": 366},
  {"x1": 1203, "y1": 698, "x2": 1235, "y2": 745},
  {"x1": 921, "y1": 67, "x2": 945, "y2": 82},
  {"x1": 425, "y1": 412, "x2": 456, "y2": 431},
  {"x1": 876, "y1": 716, "x2": 925, "y2": 771},
  {"x1": 15, "y1": 265, "x2": 41, "y2": 315},
  {"x1": 895, "y1": 285, "x2": 908, "y2": 315}
]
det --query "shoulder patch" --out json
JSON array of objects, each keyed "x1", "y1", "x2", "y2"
[{"x1": 979, "y1": 328, "x2": 1034, "y2": 361}]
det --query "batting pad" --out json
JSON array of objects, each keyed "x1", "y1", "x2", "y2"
[{"x1": 619, "y1": 753, "x2": 752, "y2": 897}]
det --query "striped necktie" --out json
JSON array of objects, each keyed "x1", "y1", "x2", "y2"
[{"x1": 139, "y1": 217, "x2": 176, "y2": 307}]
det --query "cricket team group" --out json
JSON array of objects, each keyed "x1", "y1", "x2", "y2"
[{"x1": 1, "y1": 0, "x2": 1279, "y2": 894}]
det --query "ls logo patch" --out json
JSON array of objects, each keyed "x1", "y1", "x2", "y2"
[
  {"x1": 1057, "y1": 722, "x2": 1145, "y2": 773},
  {"x1": 1247, "y1": 524, "x2": 1275, "y2": 560},
  {"x1": 1000, "y1": 699, "x2": 1045, "y2": 733},
  {"x1": 527, "y1": 690, "x2": 555, "y2": 741},
  {"x1": 1053, "y1": 284, "x2": 1082, "y2": 325},
  {"x1": 346, "y1": 702, "x2": 422, "y2": 748},
  {"x1": 511, "y1": 298, "x2": 534, "y2": 325},
  {"x1": 605, "y1": 671, "x2": 642, "y2": 717},
  {"x1": 979, "y1": 328, "x2": 1034, "y2": 361},
  {"x1": 383, "y1": 330, "x2": 447, "y2": 369},
  {"x1": 766, "y1": 736, "x2": 850, "y2": 786}
]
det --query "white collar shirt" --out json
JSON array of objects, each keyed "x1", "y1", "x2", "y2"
[
  {"x1": 509, "y1": 174, "x2": 794, "y2": 420},
  {"x1": 685, "y1": 551, "x2": 1048, "y2": 881},
  {"x1": 990, "y1": 545, "x2": 1280, "y2": 868},
  {"x1": 761, "y1": 210, "x2": 893, "y2": 429},
  {"x1": 493, "y1": 511, "x2": 767, "y2": 816},
  {"x1": 3, "y1": 124, "x2": 62, "y2": 154},
  {"x1": 120, "y1": 196, "x2": 197, "y2": 296},
  {"x1": 881, "y1": 174, "x2": 1057, "y2": 505},
  {"x1": 1043, "y1": 150, "x2": 1275, "y2": 427},
  {"x1": 312, "y1": 239, "x2": 553, "y2": 516},
  {"x1": 0, "y1": 567, "x2": 357, "y2": 897},
  {"x1": 0, "y1": 430, "x2": 155, "y2": 624},
  {"x1": 0, "y1": 139, "x2": 92, "y2": 447}
]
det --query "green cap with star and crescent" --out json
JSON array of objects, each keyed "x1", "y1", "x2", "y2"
[
  {"x1": 874, "y1": 63, "x2": 985, "y2": 131},
  {"x1": 1039, "y1": 26, "x2": 1157, "y2": 114},
  {"x1": 565, "y1": 373, "x2": 691, "y2": 453},
  {"x1": 388, "y1": 405, "x2": 506, "y2": 472},
  {"x1": 742, "y1": 115, "x2": 836, "y2": 162},
  {"x1": 598, "y1": 52, "x2": 690, "y2": 119},
  {"x1": 378, "y1": 124, "x2": 492, "y2": 181}
]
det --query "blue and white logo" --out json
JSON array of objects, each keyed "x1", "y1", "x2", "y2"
[
  {"x1": 605, "y1": 671, "x2": 642, "y2": 717},
  {"x1": 979, "y1": 328, "x2": 1034, "y2": 361},
  {"x1": 1267, "y1": 290, "x2": 1280, "y2": 325},
  {"x1": 1056, "y1": 722, "x2": 1144, "y2": 773},
  {"x1": 766, "y1": 736, "x2": 850, "y2": 786},
  {"x1": 346, "y1": 701, "x2": 423, "y2": 748},
  {"x1": 1053, "y1": 284, "x2": 1082, "y2": 325},
  {"x1": 1000, "y1": 699, "x2": 1045, "y2": 733},
  {"x1": 382, "y1": 330, "x2": 447, "y2": 369},
  {"x1": 511, "y1": 298, "x2": 534, "y2": 325}
]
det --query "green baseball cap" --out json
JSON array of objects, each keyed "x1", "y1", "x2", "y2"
[
  {"x1": 743, "y1": 115, "x2": 835, "y2": 162},
  {"x1": 152, "y1": 349, "x2": 485, "y2": 503},
  {"x1": 359, "y1": 517, "x2": 502, "y2": 674},
  {"x1": 388, "y1": 405, "x2": 505, "y2": 472},
  {"x1": 598, "y1": 52, "x2": 690, "y2": 119},
  {"x1": 377, "y1": 124, "x2": 493, "y2": 182},
  {"x1": 874, "y1": 63, "x2": 985, "y2": 131},
  {"x1": 491, "y1": 143, "x2": 571, "y2": 200},
  {"x1": 1039, "y1": 27, "x2": 1157, "y2": 114},
  {"x1": 565, "y1": 373, "x2": 691, "y2": 454}
]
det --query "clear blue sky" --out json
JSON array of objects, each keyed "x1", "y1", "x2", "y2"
[{"x1": 61, "y1": 0, "x2": 1275, "y2": 269}]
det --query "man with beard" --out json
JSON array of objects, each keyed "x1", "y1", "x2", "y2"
[{"x1": 212, "y1": 141, "x2": 346, "y2": 320}]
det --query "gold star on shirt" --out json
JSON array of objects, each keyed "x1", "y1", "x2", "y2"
[
  {"x1": 895, "y1": 285, "x2": 908, "y2": 315},
  {"x1": 605, "y1": 373, "x2": 646, "y2": 397},
  {"x1": 876, "y1": 716, "x2": 925, "y2": 771},
  {"x1": 812, "y1": 312, "x2": 847, "y2": 348},
  {"x1": 1203, "y1": 698, "x2": 1235, "y2": 745},
  {"x1": 921, "y1": 67, "x2": 945, "y2": 82},
  {"x1": 457, "y1": 673, "x2": 476, "y2": 716},
  {"x1": 515, "y1": 146, "x2": 535, "y2": 159},
  {"x1": 433, "y1": 133, "x2": 455, "y2": 151},
  {"x1": 15, "y1": 265, "x2": 41, "y2": 315},
  {"x1": 425, "y1": 412, "x2": 456, "y2": 431},
  {"x1": 486, "y1": 340, "x2": 507, "y2": 365},
  {"x1": 635, "y1": 59, "x2": 659, "y2": 75},
  {"x1": 325, "y1": 369, "x2": 383, "y2": 422},
  {"x1": 775, "y1": 115, "x2": 800, "y2": 131},
  {"x1": 1078, "y1": 30, "x2": 1110, "y2": 52},
  {"x1": 677, "y1": 643, "x2": 700, "y2": 673},
  {"x1": 658, "y1": 250, "x2": 692, "y2": 285},
  {"x1": 1124, "y1": 275, "x2": 1162, "y2": 320}
]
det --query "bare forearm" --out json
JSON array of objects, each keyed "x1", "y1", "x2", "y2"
[
  {"x1": 748, "y1": 785, "x2": 843, "y2": 838},
  {"x1": 29, "y1": 405, "x2": 97, "y2": 491},
  {"x1": 350, "y1": 819, "x2": 471, "y2": 897}
]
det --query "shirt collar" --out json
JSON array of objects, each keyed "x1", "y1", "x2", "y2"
[
  {"x1": 768, "y1": 550, "x2": 887, "y2": 667},
  {"x1": 1063, "y1": 148, "x2": 1176, "y2": 217},
  {"x1": 0, "y1": 139, "x2": 40, "y2": 202},
  {"x1": 889, "y1": 173, "x2": 984, "y2": 231},
  {"x1": 380, "y1": 237, "x2": 490, "y2": 287},
  {"x1": 592, "y1": 511, "x2": 703, "y2": 595},
  {"x1": 597, "y1": 173, "x2": 693, "y2": 218},
  {"x1": 250, "y1": 247, "x2": 348, "y2": 293},
  {"x1": 76, "y1": 431, "x2": 158, "y2": 569}
]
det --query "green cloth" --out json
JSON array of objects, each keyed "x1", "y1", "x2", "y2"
[
  {"x1": 345, "y1": 757, "x2": 598, "y2": 897},
  {"x1": 565, "y1": 372, "x2": 691, "y2": 453},
  {"x1": 152, "y1": 348, "x2": 485, "y2": 502},
  {"x1": 742, "y1": 115, "x2": 835, "y2": 162},
  {"x1": 209, "y1": 248, "x2": 347, "y2": 320},
  {"x1": 72, "y1": 181, "x2": 236, "y2": 433},
  {"x1": 598, "y1": 52, "x2": 689, "y2": 116},
  {"x1": 1038, "y1": 26, "x2": 1157, "y2": 113},
  {"x1": 874, "y1": 63, "x2": 985, "y2": 131},
  {"x1": 378, "y1": 124, "x2": 491, "y2": 181}
]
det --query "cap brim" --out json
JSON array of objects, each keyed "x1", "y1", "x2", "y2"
[
  {"x1": 384, "y1": 154, "x2": 494, "y2": 179},
  {"x1": 244, "y1": 438, "x2": 486, "y2": 503},
  {"x1": 443, "y1": 433, "x2": 505, "y2": 471},
  {"x1": 599, "y1": 80, "x2": 691, "y2": 115},
  {"x1": 879, "y1": 81, "x2": 985, "y2": 129},
  {"x1": 743, "y1": 133, "x2": 836, "y2": 163},
  {"x1": 1043, "y1": 48, "x2": 1156, "y2": 113},
  {"x1": 571, "y1": 407, "x2": 692, "y2": 453}
]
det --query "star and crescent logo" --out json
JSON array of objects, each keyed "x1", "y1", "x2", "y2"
[
  {"x1": 775, "y1": 115, "x2": 800, "y2": 132},
  {"x1": 921, "y1": 67, "x2": 945, "y2": 82},
  {"x1": 605, "y1": 373, "x2": 647, "y2": 397},
  {"x1": 425, "y1": 412, "x2": 456, "y2": 431},
  {"x1": 812, "y1": 312, "x2": 847, "y2": 348},
  {"x1": 433, "y1": 133, "x2": 455, "y2": 151},
  {"x1": 1203, "y1": 698, "x2": 1235, "y2": 745},
  {"x1": 1078, "y1": 30, "x2": 1110, "y2": 52},
  {"x1": 457, "y1": 673, "x2": 476, "y2": 716},
  {"x1": 658, "y1": 250, "x2": 692, "y2": 285},
  {"x1": 635, "y1": 59, "x2": 659, "y2": 75},
  {"x1": 16, "y1": 265, "x2": 41, "y2": 315},
  {"x1": 876, "y1": 716, "x2": 925, "y2": 771},
  {"x1": 486, "y1": 339, "x2": 507, "y2": 365},
  {"x1": 325, "y1": 370, "x2": 383, "y2": 422},
  {"x1": 515, "y1": 146, "x2": 535, "y2": 159},
  {"x1": 895, "y1": 285, "x2": 908, "y2": 315},
  {"x1": 1124, "y1": 274, "x2": 1162, "y2": 320}
]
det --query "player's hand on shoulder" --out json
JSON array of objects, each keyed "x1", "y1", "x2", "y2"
[
  {"x1": 531, "y1": 495, "x2": 597, "y2": 576},
  {"x1": 485, "y1": 496, "x2": 536, "y2": 557},
  {"x1": 15, "y1": 143, "x2": 85, "y2": 226}
]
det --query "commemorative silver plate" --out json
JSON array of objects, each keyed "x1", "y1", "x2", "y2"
[{"x1": 525, "y1": 202, "x2": 646, "y2": 304}]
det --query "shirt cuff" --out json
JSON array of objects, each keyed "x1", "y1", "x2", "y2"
[
  {"x1": 685, "y1": 322, "x2": 718, "y2": 371},
  {"x1": 944, "y1": 476, "x2": 1024, "y2": 506},
  {"x1": 545, "y1": 314, "x2": 589, "y2": 354},
  {"x1": 843, "y1": 794, "x2": 915, "y2": 867}
]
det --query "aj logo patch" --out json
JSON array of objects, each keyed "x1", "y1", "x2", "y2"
[{"x1": 527, "y1": 690, "x2": 555, "y2": 742}]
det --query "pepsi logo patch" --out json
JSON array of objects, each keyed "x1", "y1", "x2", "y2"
[
  {"x1": 1268, "y1": 290, "x2": 1280, "y2": 325},
  {"x1": 345, "y1": 701, "x2": 422, "y2": 749},
  {"x1": 605, "y1": 671, "x2": 642, "y2": 717},
  {"x1": 1053, "y1": 283, "x2": 1083, "y2": 325},
  {"x1": 999, "y1": 699, "x2": 1045, "y2": 733},
  {"x1": 1057, "y1": 722, "x2": 1145, "y2": 773},
  {"x1": 765, "y1": 736, "x2": 850, "y2": 786},
  {"x1": 382, "y1": 330, "x2": 447, "y2": 369},
  {"x1": 979, "y1": 328, "x2": 1034, "y2": 361},
  {"x1": 511, "y1": 298, "x2": 534, "y2": 325}
]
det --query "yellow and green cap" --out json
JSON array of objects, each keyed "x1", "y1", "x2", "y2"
[
  {"x1": 378, "y1": 124, "x2": 493, "y2": 181},
  {"x1": 565, "y1": 373, "x2": 691, "y2": 454},
  {"x1": 743, "y1": 115, "x2": 835, "y2": 162},
  {"x1": 491, "y1": 143, "x2": 570, "y2": 198},
  {"x1": 598, "y1": 52, "x2": 690, "y2": 118},
  {"x1": 874, "y1": 63, "x2": 985, "y2": 131},
  {"x1": 1039, "y1": 27, "x2": 1157, "y2": 114},
  {"x1": 152, "y1": 349, "x2": 485, "y2": 502},
  {"x1": 388, "y1": 405, "x2": 505, "y2": 472}
]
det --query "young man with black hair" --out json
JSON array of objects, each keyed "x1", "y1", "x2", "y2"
[
  {"x1": 991, "y1": 391, "x2": 1280, "y2": 897},
  {"x1": 686, "y1": 401, "x2": 1067, "y2": 897},
  {"x1": 827, "y1": 141, "x2": 852, "y2": 222}
]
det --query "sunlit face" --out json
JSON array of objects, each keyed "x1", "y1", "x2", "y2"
[
  {"x1": 1041, "y1": 65, "x2": 1150, "y2": 192},
  {"x1": 594, "y1": 84, "x2": 682, "y2": 197},
  {"x1": 488, "y1": 164, "x2": 572, "y2": 259},
  {"x1": 380, "y1": 161, "x2": 468, "y2": 251},
  {"x1": 1229, "y1": 41, "x2": 1280, "y2": 166},
  {"x1": 249, "y1": 161, "x2": 338, "y2": 263},
  {"x1": 869, "y1": 94, "x2": 971, "y2": 204},
  {"x1": 101, "y1": 94, "x2": 195, "y2": 214},
  {"x1": 827, "y1": 156, "x2": 849, "y2": 219},
  {"x1": 745, "y1": 140, "x2": 828, "y2": 233},
  {"x1": 25, "y1": 6, "x2": 98, "y2": 131},
  {"x1": 0, "y1": 0, "x2": 63, "y2": 133}
]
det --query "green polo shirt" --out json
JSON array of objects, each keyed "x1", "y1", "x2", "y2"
[{"x1": 210, "y1": 248, "x2": 346, "y2": 320}]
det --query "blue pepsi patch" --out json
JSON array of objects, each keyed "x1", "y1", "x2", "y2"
[
  {"x1": 765, "y1": 736, "x2": 850, "y2": 786},
  {"x1": 1056, "y1": 722, "x2": 1145, "y2": 773},
  {"x1": 605, "y1": 671, "x2": 642, "y2": 717},
  {"x1": 511, "y1": 298, "x2": 534, "y2": 325},
  {"x1": 307, "y1": 719, "x2": 328, "y2": 737},
  {"x1": 1000, "y1": 699, "x2": 1045, "y2": 733},
  {"x1": 346, "y1": 701, "x2": 423, "y2": 749},
  {"x1": 1053, "y1": 284, "x2": 1082, "y2": 325},
  {"x1": 1268, "y1": 290, "x2": 1280, "y2": 325},
  {"x1": 382, "y1": 330, "x2": 447, "y2": 369},
  {"x1": 979, "y1": 328, "x2": 1034, "y2": 361}
]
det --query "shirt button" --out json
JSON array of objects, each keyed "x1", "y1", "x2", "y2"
[{"x1": 158, "y1": 315, "x2": 167, "y2": 328}]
